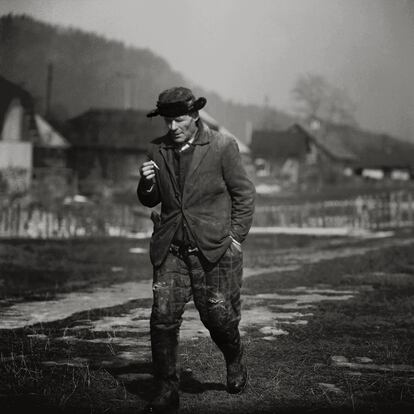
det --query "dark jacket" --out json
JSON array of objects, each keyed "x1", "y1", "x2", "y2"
[{"x1": 137, "y1": 122, "x2": 255, "y2": 267}]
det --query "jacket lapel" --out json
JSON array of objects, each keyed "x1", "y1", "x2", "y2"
[
  {"x1": 159, "y1": 143, "x2": 180, "y2": 200},
  {"x1": 185, "y1": 124, "x2": 211, "y2": 182}
]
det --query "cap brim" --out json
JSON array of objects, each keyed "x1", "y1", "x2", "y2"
[
  {"x1": 192, "y1": 97, "x2": 207, "y2": 111},
  {"x1": 146, "y1": 108, "x2": 160, "y2": 118}
]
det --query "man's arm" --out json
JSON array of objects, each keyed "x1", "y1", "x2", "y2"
[{"x1": 221, "y1": 136, "x2": 255, "y2": 244}]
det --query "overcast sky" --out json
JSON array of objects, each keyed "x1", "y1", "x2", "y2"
[{"x1": 1, "y1": 0, "x2": 413, "y2": 139}]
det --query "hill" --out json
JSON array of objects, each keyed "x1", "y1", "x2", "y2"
[{"x1": 0, "y1": 14, "x2": 294, "y2": 143}]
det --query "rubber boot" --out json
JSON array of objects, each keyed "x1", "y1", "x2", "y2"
[
  {"x1": 217, "y1": 336, "x2": 248, "y2": 394},
  {"x1": 145, "y1": 381, "x2": 179, "y2": 413},
  {"x1": 146, "y1": 329, "x2": 180, "y2": 413}
]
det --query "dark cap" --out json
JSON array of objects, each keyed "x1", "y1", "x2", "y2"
[{"x1": 146, "y1": 86, "x2": 207, "y2": 118}]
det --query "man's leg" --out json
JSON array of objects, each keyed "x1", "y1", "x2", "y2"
[
  {"x1": 147, "y1": 251, "x2": 192, "y2": 413},
  {"x1": 190, "y1": 242, "x2": 247, "y2": 394}
]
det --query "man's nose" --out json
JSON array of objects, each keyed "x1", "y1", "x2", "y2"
[{"x1": 168, "y1": 120, "x2": 177, "y2": 130}]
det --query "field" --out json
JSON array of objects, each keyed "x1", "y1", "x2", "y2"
[{"x1": 0, "y1": 232, "x2": 414, "y2": 414}]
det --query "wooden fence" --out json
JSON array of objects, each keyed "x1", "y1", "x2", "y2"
[
  {"x1": 1, "y1": 190, "x2": 414, "y2": 239},
  {"x1": 0, "y1": 202, "x2": 152, "y2": 239},
  {"x1": 253, "y1": 190, "x2": 414, "y2": 230}
]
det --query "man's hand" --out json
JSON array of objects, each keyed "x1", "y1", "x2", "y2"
[
  {"x1": 230, "y1": 235, "x2": 242, "y2": 252},
  {"x1": 139, "y1": 160, "x2": 158, "y2": 183}
]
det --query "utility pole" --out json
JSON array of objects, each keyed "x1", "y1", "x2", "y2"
[{"x1": 45, "y1": 62, "x2": 53, "y2": 118}]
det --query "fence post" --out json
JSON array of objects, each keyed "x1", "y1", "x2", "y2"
[
  {"x1": 408, "y1": 191, "x2": 413, "y2": 225},
  {"x1": 16, "y1": 203, "x2": 21, "y2": 236},
  {"x1": 321, "y1": 202, "x2": 326, "y2": 227},
  {"x1": 397, "y1": 191, "x2": 402, "y2": 228},
  {"x1": 4, "y1": 204, "x2": 9, "y2": 234}
]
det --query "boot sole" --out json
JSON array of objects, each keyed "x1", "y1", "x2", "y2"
[{"x1": 227, "y1": 368, "x2": 249, "y2": 394}]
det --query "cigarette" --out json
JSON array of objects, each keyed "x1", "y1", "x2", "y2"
[{"x1": 150, "y1": 160, "x2": 160, "y2": 170}]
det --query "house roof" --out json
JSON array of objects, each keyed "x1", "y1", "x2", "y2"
[
  {"x1": 66, "y1": 108, "x2": 166, "y2": 150},
  {"x1": 0, "y1": 75, "x2": 33, "y2": 134},
  {"x1": 250, "y1": 125, "x2": 310, "y2": 160},
  {"x1": 301, "y1": 122, "x2": 414, "y2": 168},
  {"x1": 297, "y1": 123, "x2": 356, "y2": 162},
  {"x1": 34, "y1": 115, "x2": 70, "y2": 148},
  {"x1": 67, "y1": 108, "x2": 251, "y2": 153},
  {"x1": 252, "y1": 121, "x2": 414, "y2": 169}
]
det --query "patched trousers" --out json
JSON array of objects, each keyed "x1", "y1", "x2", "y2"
[{"x1": 150, "y1": 242, "x2": 243, "y2": 389}]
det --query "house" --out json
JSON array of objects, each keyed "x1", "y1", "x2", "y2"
[
  {"x1": 31, "y1": 114, "x2": 73, "y2": 200},
  {"x1": 0, "y1": 75, "x2": 72, "y2": 197},
  {"x1": 251, "y1": 120, "x2": 414, "y2": 191},
  {"x1": 66, "y1": 108, "x2": 252, "y2": 197},
  {"x1": 0, "y1": 75, "x2": 36, "y2": 193},
  {"x1": 303, "y1": 121, "x2": 414, "y2": 180},
  {"x1": 65, "y1": 108, "x2": 166, "y2": 196},
  {"x1": 251, "y1": 125, "x2": 311, "y2": 179},
  {"x1": 250, "y1": 123, "x2": 348, "y2": 187}
]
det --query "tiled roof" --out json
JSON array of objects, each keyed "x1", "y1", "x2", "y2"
[
  {"x1": 251, "y1": 125, "x2": 310, "y2": 160},
  {"x1": 301, "y1": 123, "x2": 414, "y2": 168},
  {"x1": 298, "y1": 123, "x2": 356, "y2": 162},
  {"x1": 66, "y1": 108, "x2": 166, "y2": 150},
  {"x1": 0, "y1": 75, "x2": 33, "y2": 133}
]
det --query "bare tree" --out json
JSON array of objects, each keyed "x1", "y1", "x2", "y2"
[{"x1": 292, "y1": 73, "x2": 357, "y2": 126}]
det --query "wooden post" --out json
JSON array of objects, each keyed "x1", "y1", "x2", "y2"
[
  {"x1": 396, "y1": 191, "x2": 401, "y2": 228},
  {"x1": 12, "y1": 205, "x2": 17, "y2": 236},
  {"x1": 321, "y1": 202, "x2": 326, "y2": 227},
  {"x1": 408, "y1": 192, "x2": 413, "y2": 225},
  {"x1": 122, "y1": 205, "x2": 126, "y2": 236},
  {"x1": 16, "y1": 203, "x2": 21, "y2": 237},
  {"x1": 45, "y1": 211, "x2": 50, "y2": 238}
]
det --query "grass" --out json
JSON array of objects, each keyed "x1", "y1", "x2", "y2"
[{"x1": 0, "y1": 233, "x2": 414, "y2": 413}]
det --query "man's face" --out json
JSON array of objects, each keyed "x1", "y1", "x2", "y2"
[{"x1": 163, "y1": 113, "x2": 198, "y2": 145}]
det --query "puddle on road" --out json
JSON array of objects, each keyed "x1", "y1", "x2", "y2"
[
  {"x1": 288, "y1": 287, "x2": 355, "y2": 295},
  {"x1": 243, "y1": 265, "x2": 301, "y2": 278},
  {"x1": 3, "y1": 234, "x2": 411, "y2": 332},
  {"x1": 0, "y1": 281, "x2": 153, "y2": 330},
  {"x1": 4, "y1": 237, "x2": 414, "y2": 372},
  {"x1": 0, "y1": 265, "x2": 292, "y2": 331},
  {"x1": 330, "y1": 355, "x2": 414, "y2": 374},
  {"x1": 6, "y1": 286, "x2": 357, "y2": 371},
  {"x1": 0, "y1": 260, "x2": 353, "y2": 331},
  {"x1": 0, "y1": 243, "x2": 365, "y2": 368},
  {"x1": 0, "y1": 273, "x2": 356, "y2": 340},
  {"x1": 253, "y1": 292, "x2": 355, "y2": 305},
  {"x1": 0, "y1": 284, "x2": 359, "y2": 370}
]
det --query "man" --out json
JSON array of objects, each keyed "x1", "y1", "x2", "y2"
[{"x1": 137, "y1": 86, "x2": 255, "y2": 413}]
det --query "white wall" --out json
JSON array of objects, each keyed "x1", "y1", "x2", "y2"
[{"x1": 0, "y1": 142, "x2": 33, "y2": 191}]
